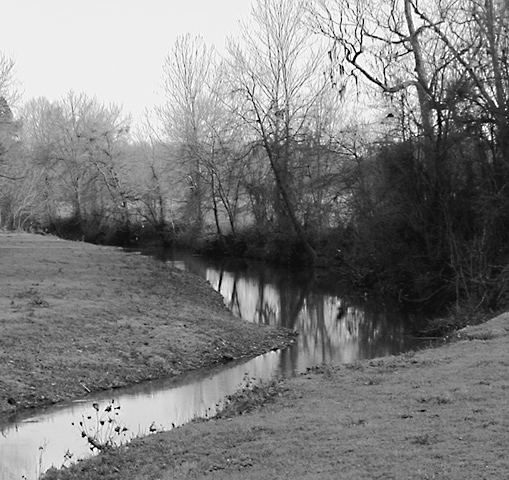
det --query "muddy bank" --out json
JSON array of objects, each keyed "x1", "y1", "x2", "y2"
[{"x1": 0, "y1": 233, "x2": 295, "y2": 417}]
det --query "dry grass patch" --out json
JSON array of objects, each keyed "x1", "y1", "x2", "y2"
[{"x1": 0, "y1": 233, "x2": 295, "y2": 415}]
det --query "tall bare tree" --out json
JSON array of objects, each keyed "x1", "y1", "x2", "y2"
[
  {"x1": 158, "y1": 35, "x2": 252, "y2": 241},
  {"x1": 0, "y1": 53, "x2": 22, "y2": 228},
  {"x1": 311, "y1": 0, "x2": 443, "y2": 143},
  {"x1": 0, "y1": 52, "x2": 20, "y2": 107},
  {"x1": 407, "y1": 0, "x2": 509, "y2": 177},
  {"x1": 157, "y1": 34, "x2": 215, "y2": 234},
  {"x1": 0, "y1": 52, "x2": 19, "y2": 177},
  {"x1": 227, "y1": 0, "x2": 333, "y2": 263}
]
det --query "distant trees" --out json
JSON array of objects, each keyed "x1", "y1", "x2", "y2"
[
  {"x1": 0, "y1": 95, "x2": 17, "y2": 176},
  {"x1": 15, "y1": 93, "x2": 135, "y2": 241},
  {"x1": 157, "y1": 34, "x2": 213, "y2": 235},
  {"x1": 3, "y1": 1, "x2": 509, "y2": 310},
  {"x1": 157, "y1": 35, "x2": 252, "y2": 244},
  {"x1": 0, "y1": 52, "x2": 18, "y2": 108},
  {"x1": 0, "y1": 52, "x2": 22, "y2": 228},
  {"x1": 2, "y1": 10, "x2": 356, "y2": 262},
  {"x1": 0, "y1": 55, "x2": 15, "y2": 179},
  {"x1": 128, "y1": 135, "x2": 177, "y2": 238}
]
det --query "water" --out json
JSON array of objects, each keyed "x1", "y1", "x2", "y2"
[
  {"x1": 159, "y1": 250, "x2": 428, "y2": 373},
  {"x1": 0, "y1": 249, "x2": 430, "y2": 479}
]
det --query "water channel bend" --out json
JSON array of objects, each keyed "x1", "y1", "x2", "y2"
[{"x1": 0, "y1": 249, "x2": 429, "y2": 479}]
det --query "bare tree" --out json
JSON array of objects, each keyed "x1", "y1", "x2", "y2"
[
  {"x1": 20, "y1": 93, "x2": 132, "y2": 237},
  {"x1": 227, "y1": 0, "x2": 333, "y2": 263},
  {"x1": 0, "y1": 53, "x2": 22, "y2": 228},
  {"x1": 311, "y1": 0, "x2": 444, "y2": 143},
  {"x1": 407, "y1": 0, "x2": 509, "y2": 175},
  {"x1": 157, "y1": 34, "x2": 215, "y2": 234},
  {"x1": 0, "y1": 52, "x2": 20, "y2": 178},
  {"x1": 158, "y1": 35, "x2": 252, "y2": 242},
  {"x1": 0, "y1": 52, "x2": 20, "y2": 107},
  {"x1": 128, "y1": 126, "x2": 183, "y2": 238}
]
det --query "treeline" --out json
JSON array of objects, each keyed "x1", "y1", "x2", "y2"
[{"x1": 1, "y1": 0, "x2": 509, "y2": 313}]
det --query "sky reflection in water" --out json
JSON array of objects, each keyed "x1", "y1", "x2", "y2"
[{"x1": 1, "y1": 250, "x2": 428, "y2": 479}]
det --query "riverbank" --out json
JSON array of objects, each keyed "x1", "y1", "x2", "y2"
[
  {"x1": 0, "y1": 233, "x2": 295, "y2": 417},
  {"x1": 43, "y1": 313, "x2": 509, "y2": 479}
]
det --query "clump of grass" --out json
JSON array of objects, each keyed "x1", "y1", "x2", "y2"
[
  {"x1": 345, "y1": 361, "x2": 365, "y2": 371},
  {"x1": 29, "y1": 296, "x2": 49, "y2": 307},
  {"x1": 215, "y1": 378, "x2": 287, "y2": 419},
  {"x1": 418, "y1": 394, "x2": 453, "y2": 405},
  {"x1": 344, "y1": 416, "x2": 367, "y2": 427},
  {"x1": 362, "y1": 375, "x2": 382, "y2": 386},
  {"x1": 15, "y1": 287, "x2": 49, "y2": 308},
  {"x1": 411, "y1": 433, "x2": 437, "y2": 445},
  {"x1": 464, "y1": 331, "x2": 495, "y2": 341},
  {"x1": 16, "y1": 287, "x2": 40, "y2": 299},
  {"x1": 72, "y1": 399, "x2": 129, "y2": 452},
  {"x1": 419, "y1": 301, "x2": 490, "y2": 337},
  {"x1": 305, "y1": 364, "x2": 337, "y2": 379}
]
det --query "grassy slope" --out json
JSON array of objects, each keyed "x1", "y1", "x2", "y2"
[
  {"x1": 0, "y1": 233, "x2": 295, "y2": 416},
  {"x1": 43, "y1": 315, "x2": 509, "y2": 479}
]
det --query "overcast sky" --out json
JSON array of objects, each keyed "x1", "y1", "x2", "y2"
[{"x1": 0, "y1": 0, "x2": 252, "y2": 123}]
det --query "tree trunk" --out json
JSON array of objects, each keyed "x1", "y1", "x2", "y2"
[
  {"x1": 404, "y1": 0, "x2": 434, "y2": 143},
  {"x1": 268, "y1": 149, "x2": 317, "y2": 265}
]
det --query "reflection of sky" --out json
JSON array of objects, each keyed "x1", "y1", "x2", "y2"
[
  {"x1": 0, "y1": 352, "x2": 282, "y2": 480},
  {"x1": 2, "y1": 252, "x2": 425, "y2": 479}
]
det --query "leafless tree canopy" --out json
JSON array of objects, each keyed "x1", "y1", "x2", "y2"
[{"x1": 2, "y1": 0, "x2": 509, "y2": 308}]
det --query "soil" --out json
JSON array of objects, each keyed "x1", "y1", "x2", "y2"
[{"x1": 0, "y1": 233, "x2": 295, "y2": 417}]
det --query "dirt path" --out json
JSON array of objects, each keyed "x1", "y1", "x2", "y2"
[
  {"x1": 43, "y1": 313, "x2": 509, "y2": 479},
  {"x1": 0, "y1": 233, "x2": 295, "y2": 417}
]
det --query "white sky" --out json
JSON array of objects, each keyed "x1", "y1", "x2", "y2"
[{"x1": 0, "y1": 0, "x2": 252, "y2": 124}]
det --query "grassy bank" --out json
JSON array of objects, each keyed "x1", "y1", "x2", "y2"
[
  {"x1": 43, "y1": 314, "x2": 509, "y2": 479},
  {"x1": 0, "y1": 233, "x2": 295, "y2": 416}
]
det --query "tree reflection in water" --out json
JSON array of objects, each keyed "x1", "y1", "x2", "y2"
[
  {"x1": 162, "y1": 250, "x2": 428, "y2": 375},
  {"x1": 0, "y1": 250, "x2": 432, "y2": 479}
]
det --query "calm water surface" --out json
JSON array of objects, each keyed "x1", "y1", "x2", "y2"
[
  {"x1": 160, "y1": 250, "x2": 429, "y2": 372},
  {"x1": 0, "y1": 248, "x2": 431, "y2": 479}
]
